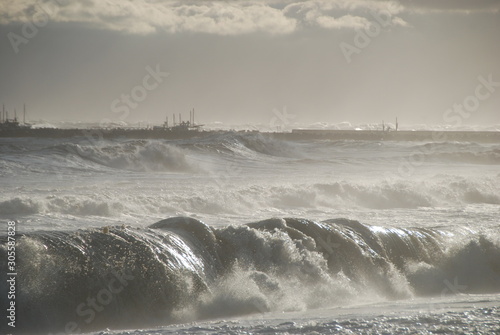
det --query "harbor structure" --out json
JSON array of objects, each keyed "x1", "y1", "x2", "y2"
[{"x1": 1, "y1": 107, "x2": 499, "y2": 143}]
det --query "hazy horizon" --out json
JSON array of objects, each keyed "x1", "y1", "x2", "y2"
[
  {"x1": 1, "y1": 0, "x2": 499, "y2": 127},
  {"x1": 2, "y1": 3, "x2": 500, "y2": 334}
]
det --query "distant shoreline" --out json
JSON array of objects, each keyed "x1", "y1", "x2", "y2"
[{"x1": 1, "y1": 127, "x2": 500, "y2": 143}]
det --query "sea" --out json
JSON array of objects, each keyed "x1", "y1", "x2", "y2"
[{"x1": 1, "y1": 123, "x2": 500, "y2": 335}]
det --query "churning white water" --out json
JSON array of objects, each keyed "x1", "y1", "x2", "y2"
[{"x1": 1, "y1": 131, "x2": 499, "y2": 334}]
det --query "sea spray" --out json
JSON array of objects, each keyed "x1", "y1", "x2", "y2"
[{"x1": 2, "y1": 216, "x2": 499, "y2": 333}]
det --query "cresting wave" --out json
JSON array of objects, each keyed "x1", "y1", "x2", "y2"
[
  {"x1": 0, "y1": 139, "x2": 197, "y2": 173},
  {"x1": 0, "y1": 134, "x2": 298, "y2": 175},
  {"x1": 61, "y1": 141, "x2": 196, "y2": 172},
  {"x1": 1, "y1": 175, "x2": 498, "y2": 217},
  {"x1": 1, "y1": 135, "x2": 500, "y2": 176},
  {"x1": 1, "y1": 217, "x2": 499, "y2": 333},
  {"x1": 183, "y1": 132, "x2": 299, "y2": 158}
]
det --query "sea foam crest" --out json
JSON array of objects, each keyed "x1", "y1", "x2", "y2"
[{"x1": 1, "y1": 217, "x2": 499, "y2": 333}]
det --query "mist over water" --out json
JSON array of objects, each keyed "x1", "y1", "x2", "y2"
[
  {"x1": 2, "y1": 0, "x2": 500, "y2": 332},
  {"x1": 1, "y1": 132, "x2": 500, "y2": 334},
  {"x1": 1, "y1": 134, "x2": 499, "y2": 221}
]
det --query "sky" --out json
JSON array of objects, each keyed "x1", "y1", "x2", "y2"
[{"x1": 1, "y1": 0, "x2": 499, "y2": 128}]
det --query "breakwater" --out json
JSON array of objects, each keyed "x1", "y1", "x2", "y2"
[{"x1": 1, "y1": 127, "x2": 500, "y2": 143}]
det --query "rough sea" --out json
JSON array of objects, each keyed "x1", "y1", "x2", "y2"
[{"x1": 1, "y1": 128, "x2": 500, "y2": 334}]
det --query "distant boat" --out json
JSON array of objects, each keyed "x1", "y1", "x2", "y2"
[
  {"x1": 153, "y1": 108, "x2": 203, "y2": 132},
  {"x1": 0, "y1": 118, "x2": 31, "y2": 130},
  {"x1": 0, "y1": 104, "x2": 31, "y2": 130}
]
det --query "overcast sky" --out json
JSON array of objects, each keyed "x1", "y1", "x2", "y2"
[{"x1": 1, "y1": 0, "x2": 499, "y2": 127}]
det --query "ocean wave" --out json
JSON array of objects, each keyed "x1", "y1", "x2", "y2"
[
  {"x1": 406, "y1": 142, "x2": 500, "y2": 165},
  {"x1": 1, "y1": 175, "x2": 498, "y2": 218},
  {"x1": 63, "y1": 141, "x2": 197, "y2": 172},
  {"x1": 1, "y1": 217, "x2": 499, "y2": 333},
  {"x1": 0, "y1": 198, "x2": 40, "y2": 215},
  {"x1": 0, "y1": 134, "x2": 298, "y2": 175},
  {"x1": 0, "y1": 138, "x2": 198, "y2": 173},
  {"x1": 0, "y1": 196, "x2": 124, "y2": 216},
  {"x1": 183, "y1": 132, "x2": 300, "y2": 159},
  {"x1": 2, "y1": 135, "x2": 499, "y2": 179},
  {"x1": 314, "y1": 176, "x2": 500, "y2": 208},
  {"x1": 186, "y1": 177, "x2": 500, "y2": 212}
]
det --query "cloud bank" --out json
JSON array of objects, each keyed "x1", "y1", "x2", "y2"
[
  {"x1": 1, "y1": 0, "x2": 498, "y2": 35},
  {"x1": 0, "y1": 0, "x2": 408, "y2": 35}
]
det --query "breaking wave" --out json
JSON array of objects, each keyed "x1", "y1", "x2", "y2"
[
  {"x1": 1, "y1": 135, "x2": 499, "y2": 177},
  {"x1": 1, "y1": 174, "x2": 498, "y2": 218},
  {"x1": 0, "y1": 196, "x2": 124, "y2": 216},
  {"x1": 63, "y1": 141, "x2": 197, "y2": 172},
  {"x1": 0, "y1": 139, "x2": 198, "y2": 173},
  {"x1": 180, "y1": 132, "x2": 300, "y2": 159},
  {"x1": 1, "y1": 217, "x2": 499, "y2": 333}
]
